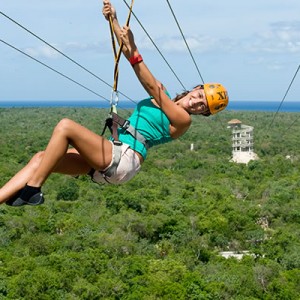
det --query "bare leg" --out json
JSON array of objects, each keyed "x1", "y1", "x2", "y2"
[
  {"x1": 0, "y1": 152, "x2": 43, "y2": 204},
  {"x1": 0, "y1": 148, "x2": 94, "y2": 204},
  {"x1": 27, "y1": 118, "x2": 112, "y2": 187},
  {"x1": 0, "y1": 118, "x2": 112, "y2": 204}
]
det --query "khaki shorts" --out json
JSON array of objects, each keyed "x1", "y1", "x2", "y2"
[{"x1": 91, "y1": 142, "x2": 141, "y2": 184}]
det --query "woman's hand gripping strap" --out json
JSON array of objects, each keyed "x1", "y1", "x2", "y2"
[{"x1": 108, "y1": 0, "x2": 134, "y2": 92}]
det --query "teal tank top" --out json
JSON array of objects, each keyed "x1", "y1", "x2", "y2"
[{"x1": 118, "y1": 93, "x2": 174, "y2": 159}]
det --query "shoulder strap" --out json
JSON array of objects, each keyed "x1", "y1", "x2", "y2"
[{"x1": 112, "y1": 113, "x2": 149, "y2": 149}]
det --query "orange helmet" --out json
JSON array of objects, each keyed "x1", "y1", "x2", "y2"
[{"x1": 203, "y1": 83, "x2": 229, "y2": 115}]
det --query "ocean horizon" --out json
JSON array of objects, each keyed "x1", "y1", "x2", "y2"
[{"x1": 0, "y1": 100, "x2": 299, "y2": 112}]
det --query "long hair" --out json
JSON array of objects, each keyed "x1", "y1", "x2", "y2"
[{"x1": 173, "y1": 90, "x2": 190, "y2": 103}]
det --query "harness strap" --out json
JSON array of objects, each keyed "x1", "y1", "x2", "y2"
[
  {"x1": 102, "y1": 142, "x2": 122, "y2": 178},
  {"x1": 88, "y1": 143, "x2": 122, "y2": 182},
  {"x1": 101, "y1": 106, "x2": 121, "y2": 144},
  {"x1": 108, "y1": 0, "x2": 134, "y2": 92},
  {"x1": 111, "y1": 109, "x2": 120, "y2": 143},
  {"x1": 111, "y1": 112, "x2": 149, "y2": 148}
]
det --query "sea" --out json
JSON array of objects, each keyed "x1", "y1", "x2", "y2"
[{"x1": 0, "y1": 100, "x2": 299, "y2": 112}]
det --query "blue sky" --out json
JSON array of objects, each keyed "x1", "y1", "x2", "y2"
[{"x1": 1, "y1": 0, "x2": 300, "y2": 103}]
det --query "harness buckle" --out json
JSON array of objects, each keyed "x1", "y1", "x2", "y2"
[
  {"x1": 113, "y1": 140, "x2": 123, "y2": 146},
  {"x1": 122, "y1": 120, "x2": 130, "y2": 130}
]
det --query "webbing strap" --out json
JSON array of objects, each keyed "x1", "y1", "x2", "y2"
[
  {"x1": 88, "y1": 143, "x2": 123, "y2": 182},
  {"x1": 101, "y1": 0, "x2": 137, "y2": 170},
  {"x1": 101, "y1": 112, "x2": 120, "y2": 144},
  {"x1": 111, "y1": 113, "x2": 149, "y2": 148},
  {"x1": 108, "y1": 0, "x2": 134, "y2": 92},
  {"x1": 102, "y1": 143, "x2": 122, "y2": 178},
  {"x1": 110, "y1": 104, "x2": 119, "y2": 142}
]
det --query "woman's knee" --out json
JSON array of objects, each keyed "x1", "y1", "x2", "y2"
[{"x1": 54, "y1": 118, "x2": 76, "y2": 135}]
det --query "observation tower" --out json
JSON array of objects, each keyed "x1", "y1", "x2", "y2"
[{"x1": 227, "y1": 119, "x2": 259, "y2": 164}]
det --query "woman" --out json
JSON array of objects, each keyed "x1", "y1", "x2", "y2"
[{"x1": 0, "y1": 0, "x2": 228, "y2": 206}]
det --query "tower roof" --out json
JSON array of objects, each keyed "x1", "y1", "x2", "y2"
[{"x1": 228, "y1": 119, "x2": 242, "y2": 124}]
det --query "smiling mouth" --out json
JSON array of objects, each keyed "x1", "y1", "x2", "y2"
[
  {"x1": 200, "y1": 104, "x2": 207, "y2": 111},
  {"x1": 189, "y1": 100, "x2": 205, "y2": 111}
]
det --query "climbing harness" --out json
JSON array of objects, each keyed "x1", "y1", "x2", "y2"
[{"x1": 100, "y1": 0, "x2": 147, "y2": 180}]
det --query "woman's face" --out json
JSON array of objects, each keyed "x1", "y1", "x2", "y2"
[{"x1": 182, "y1": 86, "x2": 210, "y2": 115}]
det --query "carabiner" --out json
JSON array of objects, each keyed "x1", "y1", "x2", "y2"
[{"x1": 110, "y1": 90, "x2": 119, "y2": 107}]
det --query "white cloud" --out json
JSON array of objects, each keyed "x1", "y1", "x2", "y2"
[
  {"x1": 64, "y1": 41, "x2": 109, "y2": 54},
  {"x1": 137, "y1": 34, "x2": 237, "y2": 54},
  {"x1": 24, "y1": 45, "x2": 60, "y2": 59},
  {"x1": 248, "y1": 21, "x2": 300, "y2": 54},
  {"x1": 23, "y1": 41, "x2": 110, "y2": 60},
  {"x1": 3, "y1": 0, "x2": 300, "y2": 101},
  {"x1": 135, "y1": 20, "x2": 300, "y2": 56}
]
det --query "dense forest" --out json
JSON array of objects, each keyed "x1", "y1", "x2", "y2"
[{"x1": 0, "y1": 107, "x2": 300, "y2": 299}]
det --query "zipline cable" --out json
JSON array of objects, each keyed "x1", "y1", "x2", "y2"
[
  {"x1": 0, "y1": 39, "x2": 109, "y2": 102},
  {"x1": 122, "y1": 0, "x2": 186, "y2": 91},
  {"x1": 122, "y1": 0, "x2": 223, "y2": 131},
  {"x1": 164, "y1": 0, "x2": 229, "y2": 130},
  {"x1": 165, "y1": 0, "x2": 205, "y2": 84},
  {"x1": 269, "y1": 64, "x2": 300, "y2": 129},
  {"x1": 0, "y1": 10, "x2": 135, "y2": 104},
  {"x1": 2, "y1": 7, "x2": 186, "y2": 103},
  {"x1": 1, "y1": 39, "x2": 135, "y2": 116}
]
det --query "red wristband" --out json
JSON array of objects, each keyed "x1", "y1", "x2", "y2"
[{"x1": 129, "y1": 54, "x2": 143, "y2": 66}]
